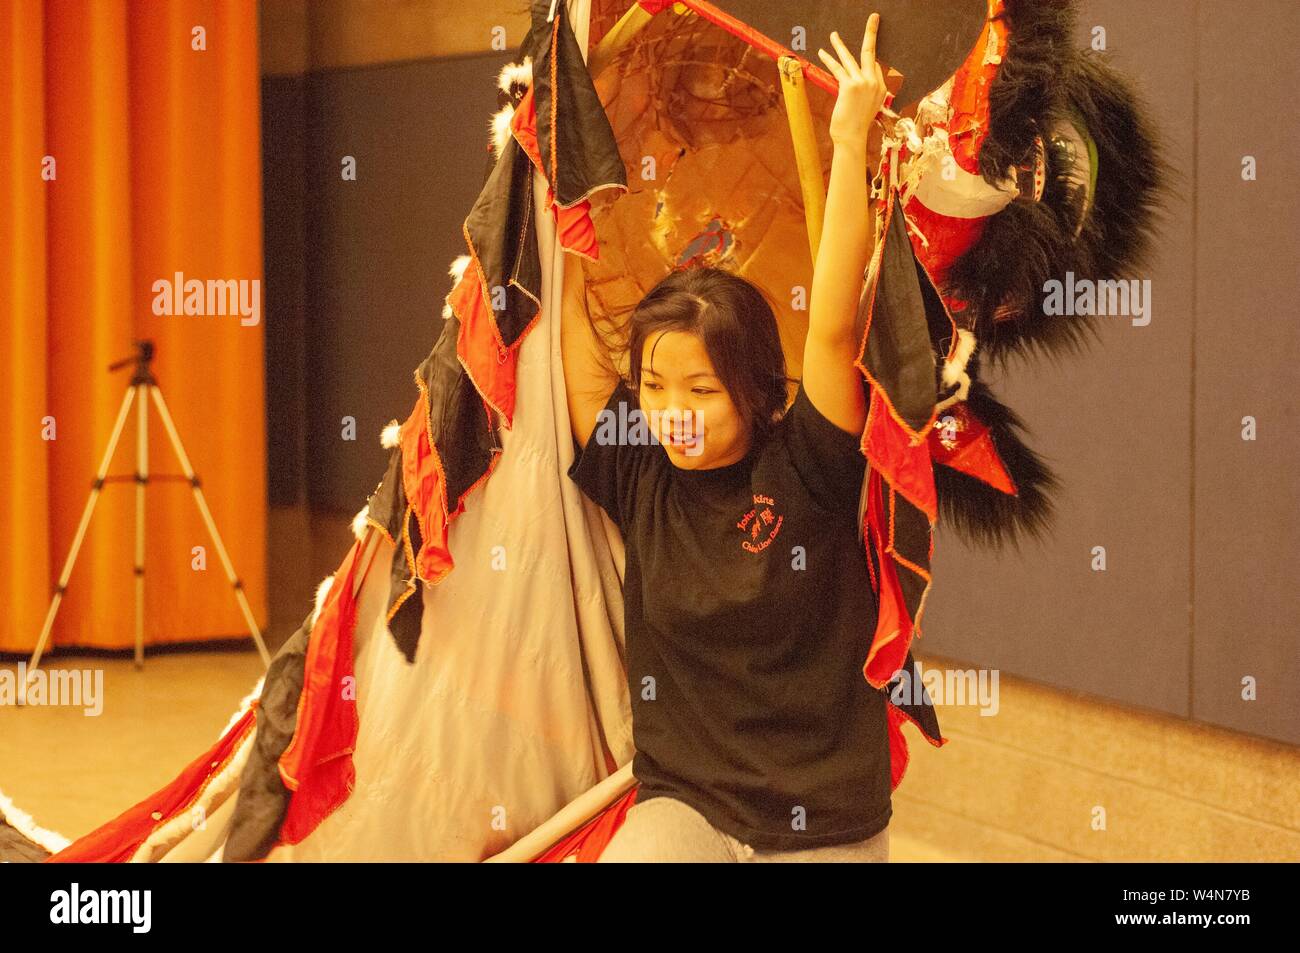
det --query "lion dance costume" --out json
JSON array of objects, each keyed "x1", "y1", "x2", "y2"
[{"x1": 0, "y1": 0, "x2": 1164, "y2": 863}]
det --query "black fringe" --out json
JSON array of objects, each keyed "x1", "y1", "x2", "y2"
[
  {"x1": 939, "y1": 0, "x2": 1171, "y2": 372},
  {"x1": 1066, "y1": 53, "x2": 1176, "y2": 286},
  {"x1": 978, "y1": 0, "x2": 1078, "y2": 184},
  {"x1": 933, "y1": 375, "x2": 1061, "y2": 551},
  {"x1": 948, "y1": 191, "x2": 1103, "y2": 369}
]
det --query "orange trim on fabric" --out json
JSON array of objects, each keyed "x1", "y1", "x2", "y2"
[
  {"x1": 46, "y1": 705, "x2": 260, "y2": 863},
  {"x1": 884, "y1": 698, "x2": 950, "y2": 792},
  {"x1": 915, "y1": 242, "x2": 961, "y2": 366},
  {"x1": 409, "y1": 372, "x2": 456, "y2": 585},
  {"x1": 910, "y1": 572, "x2": 935, "y2": 641},
  {"x1": 510, "y1": 168, "x2": 539, "y2": 300},
  {"x1": 542, "y1": 3, "x2": 636, "y2": 210},
  {"x1": 862, "y1": 481, "x2": 906, "y2": 687},
  {"x1": 504, "y1": 305, "x2": 544, "y2": 375},
  {"x1": 399, "y1": 386, "x2": 441, "y2": 576},
  {"x1": 550, "y1": 11, "x2": 559, "y2": 187},
  {"x1": 889, "y1": 696, "x2": 951, "y2": 751},
  {"x1": 949, "y1": 0, "x2": 1007, "y2": 175},
  {"x1": 398, "y1": 361, "x2": 509, "y2": 590},
  {"x1": 170, "y1": 709, "x2": 259, "y2": 826},
  {"x1": 886, "y1": 487, "x2": 934, "y2": 584},
  {"x1": 275, "y1": 538, "x2": 364, "y2": 846},
  {"x1": 459, "y1": 221, "x2": 510, "y2": 357},
  {"x1": 511, "y1": 86, "x2": 545, "y2": 173},
  {"x1": 886, "y1": 704, "x2": 910, "y2": 790},
  {"x1": 451, "y1": 438, "x2": 505, "y2": 522},
  {"x1": 852, "y1": 192, "x2": 944, "y2": 445},
  {"x1": 863, "y1": 521, "x2": 879, "y2": 594},
  {"x1": 364, "y1": 514, "x2": 396, "y2": 548},
  {"x1": 277, "y1": 537, "x2": 363, "y2": 791},
  {"x1": 666, "y1": 0, "x2": 841, "y2": 97},
  {"x1": 415, "y1": 372, "x2": 452, "y2": 521},
  {"x1": 384, "y1": 502, "x2": 419, "y2": 624},
  {"x1": 864, "y1": 383, "x2": 940, "y2": 520}
]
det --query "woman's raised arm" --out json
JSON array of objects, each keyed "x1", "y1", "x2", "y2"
[
  {"x1": 802, "y1": 12, "x2": 887, "y2": 438},
  {"x1": 560, "y1": 260, "x2": 621, "y2": 450}
]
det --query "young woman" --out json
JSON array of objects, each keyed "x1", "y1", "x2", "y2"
[{"x1": 561, "y1": 14, "x2": 890, "y2": 863}]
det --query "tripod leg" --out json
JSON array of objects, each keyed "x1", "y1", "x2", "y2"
[
  {"x1": 135, "y1": 383, "x2": 148, "y2": 668},
  {"x1": 27, "y1": 385, "x2": 139, "y2": 678},
  {"x1": 149, "y1": 387, "x2": 272, "y2": 668}
]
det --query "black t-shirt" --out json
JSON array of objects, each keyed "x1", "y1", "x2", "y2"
[{"x1": 567, "y1": 379, "x2": 892, "y2": 850}]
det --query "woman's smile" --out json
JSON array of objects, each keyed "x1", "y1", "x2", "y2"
[
  {"x1": 638, "y1": 329, "x2": 750, "y2": 467},
  {"x1": 658, "y1": 425, "x2": 703, "y2": 453}
]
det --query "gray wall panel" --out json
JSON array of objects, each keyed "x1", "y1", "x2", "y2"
[
  {"x1": 262, "y1": 74, "x2": 308, "y2": 508},
  {"x1": 922, "y1": 2, "x2": 1199, "y2": 720},
  {"x1": 301, "y1": 54, "x2": 511, "y2": 513},
  {"x1": 1192, "y1": 1, "x2": 1300, "y2": 743}
]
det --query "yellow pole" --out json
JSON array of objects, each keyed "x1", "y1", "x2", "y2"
[
  {"x1": 588, "y1": 3, "x2": 677, "y2": 78},
  {"x1": 779, "y1": 55, "x2": 826, "y2": 264}
]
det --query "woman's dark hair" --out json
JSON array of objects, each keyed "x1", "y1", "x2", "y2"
[{"x1": 623, "y1": 265, "x2": 792, "y2": 446}]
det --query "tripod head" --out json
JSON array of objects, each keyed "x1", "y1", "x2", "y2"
[{"x1": 108, "y1": 339, "x2": 158, "y2": 387}]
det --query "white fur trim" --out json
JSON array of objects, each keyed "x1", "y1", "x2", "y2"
[
  {"x1": 941, "y1": 328, "x2": 977, "y2": 388},
  {"x1": 935, "y1": 370, "x2": 972, "y2": 413},
  {"x1": 128, "y1": 725, "x2": 257, "y2": 862},
  {"x1": 489, "y1": 58, "x2": 531, "y2": 160},
  {"x1": 380, "y1": 420, "x2": 401, "y2": 449},
  {"x1": 351, "y1": 503, "x2": 371, "y2": 541},
  {"x1": 442, "y1": 255, "x2": 473, "y2": 320},
  {"x1": 932, "y1": 329, "x2": 977, "y2": 413},
  {"x1": 448, "y1": 254, "x2": 472, "y2": 285},
  {"x1": 497, "y1": 57, "x2": 532, "y2": 96},
  {"x1": 0, "y1": 786, "x2": 71, "y2": 854},
  {"x1": 491, "y1": 105, "x2": 515, "y2": 159},
  {"x1": 310, "y1": 575, "x2": 334, "y2": 629},
  {"x1": 0, "y1": 671, "x2": 266, "y2": 859},
  {"x1": 219, "y1": 676, "x2": 266, "y2": 738},
  {"x1": 132, "y1": 670, "x2": 265, "y2": 861}
]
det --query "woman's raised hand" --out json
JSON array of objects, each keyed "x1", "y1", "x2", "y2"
[{"x1": 816, "y1": 12, "x2": 887, "y2": 147}]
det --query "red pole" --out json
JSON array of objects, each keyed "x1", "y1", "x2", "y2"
[{"x1": 636, "y1": 0, "x2": 841, "y2": 95}]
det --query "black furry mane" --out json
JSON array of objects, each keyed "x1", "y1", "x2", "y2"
[{"x1": 940, "y1": 0, "x2": 1171, "y2": 372}]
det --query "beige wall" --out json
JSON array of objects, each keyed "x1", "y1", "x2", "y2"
[{"x1": 260, "y1": 0, "x2": 533, "y2": 76}]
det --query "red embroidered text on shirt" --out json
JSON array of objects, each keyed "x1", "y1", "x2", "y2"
[{"x1": 737, "y1": 493, "x2": 783, "y2": 554}]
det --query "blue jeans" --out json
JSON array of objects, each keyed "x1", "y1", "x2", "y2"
[{"x1": 596, "y1": 796, "x2": 890, "y2": 863}]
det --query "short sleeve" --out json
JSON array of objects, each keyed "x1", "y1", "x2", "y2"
[
  {"x1": 780, "y1": 380, "x2": 868, "y2": 513},
  {"x1": 567, "y1": 380, "x2": 661, "y2": 532}
]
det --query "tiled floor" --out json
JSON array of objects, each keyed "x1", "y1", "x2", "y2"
[{"x1": 0, "y1": 651, "x2": 270, "y2": 844}]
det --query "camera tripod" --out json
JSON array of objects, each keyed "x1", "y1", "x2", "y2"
[{"x1": 26, "y1": 339, "x2": 271, "y2": 676}]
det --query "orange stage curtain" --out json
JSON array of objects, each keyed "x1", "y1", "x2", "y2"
[{"x1": 0, "y1": 0, "x2": 266, "y2": 653}]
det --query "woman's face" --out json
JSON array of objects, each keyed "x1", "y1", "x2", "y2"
[{"x1": 638, "y1": 330, "x2": 750, "y2": 470}]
